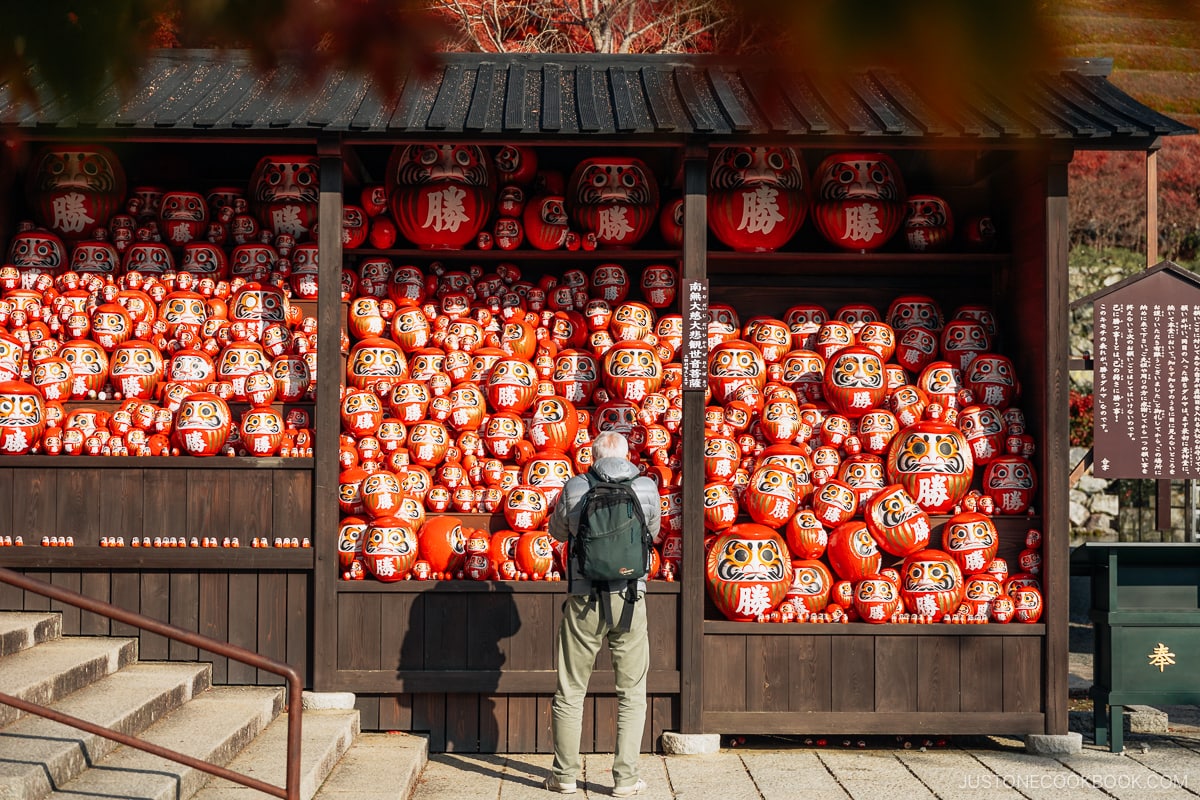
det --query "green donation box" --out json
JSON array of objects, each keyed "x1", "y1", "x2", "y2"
[{"x1": 1071, "y1": 543, "x2": 1200, "y2": 752}]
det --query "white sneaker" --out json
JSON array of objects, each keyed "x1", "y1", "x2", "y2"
[
  {"x1": 544, "y1": 776, "x2": 577, "y2": 794},
  {"x1": 612, "y1": 778, "x2": 647, "y2": 797}
]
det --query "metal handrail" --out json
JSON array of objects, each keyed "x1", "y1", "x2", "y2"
[{"x1": 0, "y1": 566, "x2": 302, "y2": 800}]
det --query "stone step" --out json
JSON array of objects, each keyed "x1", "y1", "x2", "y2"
[
  {"x1": 190, "y1": 709, "x2": 360, "y2": 800},
  {"x1": 0, "y1": 661, "x2": 212, "y2": 800},
  {"x1": 0, "y1": 635, "x2": 138, "y2": 728},
  {"x1": 311, "y1": 733, "x2": 428, "y2": 800},
  {"x1": 44, "y1": 686, "x2": 284, "y2": 800},
  {"x1": 0, "y1": 612, "x2": 62, "y2": 657}
]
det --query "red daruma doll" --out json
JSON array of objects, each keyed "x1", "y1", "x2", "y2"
[
  {"x1": 705, "y1": 523, "x2": 793, "y2": 621},
  {"x1": 387, "y1": 144, "x2": 494, "y2": 250},
  {"x1": 708, "y1": 146, "x2": 808, "y2": 253}
]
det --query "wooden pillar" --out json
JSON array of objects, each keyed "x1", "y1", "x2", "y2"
[
  {"x1": 312, "y1": 137, "x2": 343, "y2": 690},
  {"x1": 679, "y1": 143, "x2": 707, "y2": 734},
  {"x1": 1146, "y1": 146, "x2": 1159, "y2": 267},
  {"x1": 1043, "y1": 151, "x2": 1071, "y2": 736},
  {"x1": 1146, "y1": 141, "x2": 1174, "y2": 533}
]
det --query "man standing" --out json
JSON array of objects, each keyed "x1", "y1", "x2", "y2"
[{"x1": 544, "y1": 430, "x2": 661, "y2": 797}]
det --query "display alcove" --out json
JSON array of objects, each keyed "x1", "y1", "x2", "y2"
[{"x1": 1, "y1": 50, "x2": 1192, "y2": 751}]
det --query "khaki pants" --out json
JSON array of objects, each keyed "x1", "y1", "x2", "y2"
[{"x1": 551, "y1": 591, "x2": 648, "y2": 788}]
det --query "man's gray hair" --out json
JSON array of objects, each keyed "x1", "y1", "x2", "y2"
[{"x1": 591, "y1": 430, "x2": 630, "y2": 462}]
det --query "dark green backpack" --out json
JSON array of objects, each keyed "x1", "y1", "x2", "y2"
[{"x1": 574, "y1": 472, "x2": 651, "y2": 584}]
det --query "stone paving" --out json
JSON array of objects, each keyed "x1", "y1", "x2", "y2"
[
  {"x1": 409, "y1": 724, "x2": 1200, "y2": 800},
  {"x1": 409, "y1": 619, "x2": 1200, "y2": 799}
]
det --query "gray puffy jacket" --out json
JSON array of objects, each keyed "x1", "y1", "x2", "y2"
[{"x1": 548, "y1": 457, "x2": 661, "y2": 596}]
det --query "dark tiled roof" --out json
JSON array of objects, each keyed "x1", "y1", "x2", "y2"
[{"x1": 1, "y1": 50, "x2": 1192, "y2": 144}]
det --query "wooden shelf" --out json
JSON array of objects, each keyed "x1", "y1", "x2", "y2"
[
  {"x1": 706, "y1": 251, "x2": 1009, "y2": 280},
  {"x1": 0, "y1": 456, "x2": 314, "y2": 469},
  {"x1": 344, "y1": 248, "x2": 681, "y2": 262},
  {"x1": 0, "y1": 546, "x2": 315, "y2": 570},
  {"x1": 335, "y1": 578, "x2": 681, "y2": 593},
  {"x1": 703, "y1": 620, "x2": 1044, "y2": 636}
]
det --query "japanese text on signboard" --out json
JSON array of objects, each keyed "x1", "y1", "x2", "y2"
[
  {"x1": 682, "y1": 279, "x2": 709, "y2": 391},
  {"x1": 1094, "y1": 268, "x2": 1200, "y2": 478}
]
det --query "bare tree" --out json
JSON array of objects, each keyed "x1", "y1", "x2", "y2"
[{"x1": 429, "y1": 0, "x2": 746, "y2": 55}]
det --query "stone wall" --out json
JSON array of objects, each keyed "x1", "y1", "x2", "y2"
[{"x1": 1068, "y1": 446, "x2": 1197, "y2": 545}]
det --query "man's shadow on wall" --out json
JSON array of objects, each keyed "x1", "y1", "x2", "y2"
[{"x1": 397, "y1": 581, "x2": 524, "y2": 763}]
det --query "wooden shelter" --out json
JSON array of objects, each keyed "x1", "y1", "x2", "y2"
[{"x1": 0, "y1": 51, "x2": 1192, "y2": 752}]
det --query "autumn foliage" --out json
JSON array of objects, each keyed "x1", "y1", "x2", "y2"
[{"x1": 1069, "y1": 134, "x2": 1200, "y2": 262}]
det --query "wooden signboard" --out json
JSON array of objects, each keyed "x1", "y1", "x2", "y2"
[
  {"x1": 1092, "y1": 262, "x2": 1200, "y2": 478},
  {"x1": 682, "y1": 278, "x2": 709, "y2": 392}
]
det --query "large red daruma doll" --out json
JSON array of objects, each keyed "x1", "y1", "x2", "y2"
[
  {"x1": 886, "y1": 412, "x2": 974, "y2": 514},
  {"x1": 705, "y1": 523, "x2": 793, "y2": 621},
  {"x1": 27, "y1": 144, "x2": 126, "y2": 241},
  {"x1": 567, "y1": 157, "x2": 659, "y2": 248},
  {"x1": 248, "y1": 155, "x2": 319, "y2": 240},
  {"x1": 812, "y1": 152, "x2": 906, "y2": 252},
  {"x1": 708, "y1": 146, "x2": 808, "y2": 252},
  {"x1": 387, "y1": 144, "x2": 493, "y2": 250},
  {"x1": 0, "y1": 380, "x2": 47, "y2": 454}
]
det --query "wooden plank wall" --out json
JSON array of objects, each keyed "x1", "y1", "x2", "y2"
[
  {"x1": 353, "y1": 692, "x2": 678, "y2": 754},
  {"x1": 0, "y1": 568, "x2": 311, "y2": 686},
  {"x1": 335, "y1": 589, "x2": 680, "y2": 752},
  {"x1": 700, "y1": 630, "x2": 1043, "y2": 734},
  {"x1": 0, "y1": 467, "x2": 312, "y2": 544}
]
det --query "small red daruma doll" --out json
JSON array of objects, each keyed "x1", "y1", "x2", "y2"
[
  {"x1": 900, "y1": 548, "x2": 965, "y2": 618},
  {"x1": 173, "y1": 392, "x2": 232, "y2": 456},
  {"x1": 962, "y1": 573, "x2": 1003, "y2": 618},
  {"x1": 502, "y1": 484, "x2": 549, "y2": 532},
  {"x1": 902, "y1": 194, "x2": 954, "y2": 252},
  {"x1": 862, "y1": 483, "x2": 932, "y2": 558},
  {"x1": 744, "y1": 464, "x2": 798, "y2": 528},
  {"x1": 854, "y1": 574, "x2": 902, "y2": 623},
  {"x1": 1012, "y1": 586, "x2": 1043, "y2": 623},
  {"x1": 515, "y1": 530, "x2": 555, "y2": 578},
  {"x1": 0, "y1": 380, "x2": 47, "y2": 454},
  {"x1": 418, "y1": 516, "x2": 467, "y2": 579},
  {"x1": 942, "y1": 511, "x2": 999, "y2": 575},
  {"x1": 240, "y1": 407, "x2": 285, "y2": 456},
  {"x1": 823, "y1": 345, "x2": 886, "y2": 419},
  {"x1": 337, "y1": 517, "x2": 368, "y2": 571},
  {"x1": 784, "y1": 509, "x2": 827, "y2": 560},
  {"x1": 982, "y1": 455, "x2": 1038, "y2": 515},
  {"x1": 707, "y1": 146, "x2": 808, "y2": 253},
  {"x1": 702, "y1": 481, "x2": 739, "y2": 532},
  {"x1": 567, "y1": 157, "x2": 659, "y2": 248},
  {"x1": 811, "y1": 479, "x2": 858, "y2": 528},
  {"x1": 785, "y1": 558, "x2": 833, "y2": 614},
  {"x1": 811, "y1": 152, "x2": 906, "y2": 252},
  {"x1": 886, "y1": 408, "x2": 974, "y2": 514},
  {"x1": 705, "y1": 523, "x2": 793, "y2": 622},
  {"x1": 362, "y1": 517, "x2": 419, "y2": 582},
  {"x1": 825, "y1": 521, "x2": 882, "y2": 582}
]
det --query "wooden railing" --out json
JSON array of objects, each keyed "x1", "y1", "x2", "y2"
[{"x1": 0, "y1": 566, "x2": 303, "y2": 800}]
